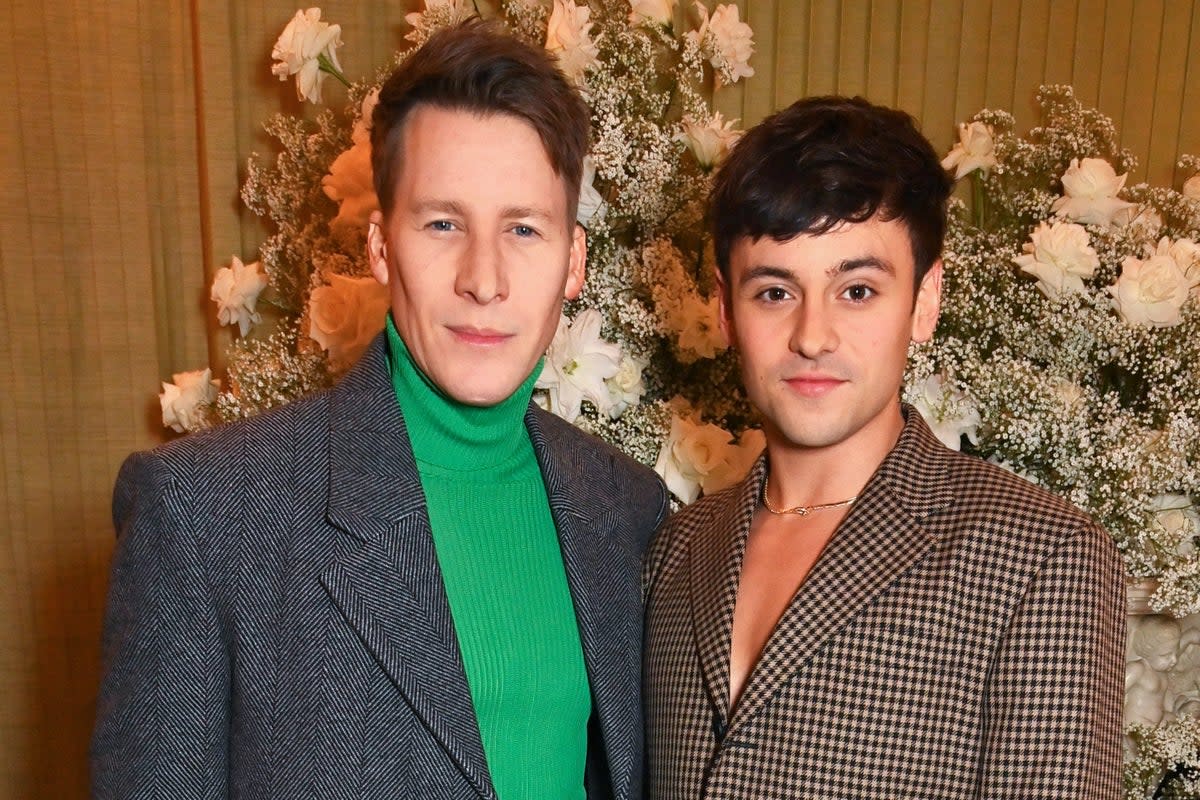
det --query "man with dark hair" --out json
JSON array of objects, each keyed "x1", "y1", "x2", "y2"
[
  {"x1": 93, "y1": 21, "x2": 667, "y2": 800},
  {"x1": 644, "y1": 96, "x2": 1125, "y2": 799}
]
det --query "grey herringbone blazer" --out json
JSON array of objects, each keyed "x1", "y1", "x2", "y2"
[
  {"x1": 644, "y1": 408, "x2": 1126, "y2": 799},
  {"x1": 92, "y1": 334, "x2": 669, "y2": 800}
]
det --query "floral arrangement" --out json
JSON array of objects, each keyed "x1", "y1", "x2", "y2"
[
  {"x1": 162, "y1": 0, "x2": 764, "y2": 506},
  {"x1": 1124, "y1": 717, "x2": 1200, "y2": 799},
  {"x1": 915, "y1": 86, "x2": 1200, "y2": 617},
  {"x1": 157, "y1": 4, "x2": 1200, "y2": 788}
]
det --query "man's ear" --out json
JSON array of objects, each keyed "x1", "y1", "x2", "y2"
[
  {"x1": 715, "y1": 269, "x2": 733, "y2": 342},
  {"x1": 910, "y1": 260, "x2": 943, "y2": 343},
  {"x1": 367, "y1": 210, "x2": 389, "y2": 286},
  {"x1": 564, "y1": 223, "x2": 587, "y2": 300}
]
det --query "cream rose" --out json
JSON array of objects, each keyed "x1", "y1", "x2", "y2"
[
  {"x1": 404, "y1": 0, "x2": 474, "y2": 45},
  {"x1": 1051, "y1": 157, "x2": 1134, "y2": 227},
  {"x1": 160, "y1": 368, "x2": 219, "y2": 433},
  {"x1": 907, "y1": 373, "x2": 980, "y2": 451},
  {"x1": 545, "y1": 0, "x2": 600, "y2": 84},
  {"x1": 307, "y1": 274, "x2": 390, "y2": 368},
  {"x1": 1149, "y1": 495, "x2": 1199, "y2": 558},
  {"x1": 1012, "y1": 220, "x2": 1099, "y2": 298},
  {"x1": 629, "y1": 0, "x2": 676, "y2": 26},
  {"x1": 673, "y1": 291, "x2": 728, "y2": 362},
  {"x1": 940, "y1": 121, "x2": 997, "y2": 180},
  {"x1": 654, "y1": 412, "x2": 738, "y2": 503},
  {"x1": 270, "y1": 8, "x2": 344, "y2": 104},
  {"x1": 604, "y1": 354, "x2": 647, "y2": 419},
  {"x1": 322, "y1": 88, "x2": 379, "y2": 228},
  {"x1": 1183, "y1": 174, "x2": 1200, "y2": 200},
  {"x1": 676, "y1": 111, "x2": 741, "y2": 170},
  {"x1": 210, "y1": 256, "x2": 269, "y2": 337},
  {"x1": 1107, "y1": 252, "x2": 1192, "y2": 327},
  {"x1": 688, "y1": 2, "x2": 755, "y2": 86}
]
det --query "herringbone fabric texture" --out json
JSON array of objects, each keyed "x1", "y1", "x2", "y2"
[
  {"x1": 644, "y1": 408, "x2": 1126, "y2": 799},
  {"x1": 92, "y1": 333, "x2": 669, "y2": 800}
]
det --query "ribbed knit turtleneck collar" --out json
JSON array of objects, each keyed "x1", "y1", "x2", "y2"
[{"x1": 385, "y1": 315, "x2": 540, "y2": 473}]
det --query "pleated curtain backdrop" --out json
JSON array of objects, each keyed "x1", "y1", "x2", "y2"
[{"x1": 0, "y1": 1, "x2": 1197, "y2": 796}]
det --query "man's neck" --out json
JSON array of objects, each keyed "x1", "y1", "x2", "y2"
[{"x1": 763, "y1": 403, "x2": 906, "y2": 507}]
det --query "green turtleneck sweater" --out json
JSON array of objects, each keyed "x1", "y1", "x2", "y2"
[{"x1": 385, "y1": 317, "x2": 591, "y2": 800}]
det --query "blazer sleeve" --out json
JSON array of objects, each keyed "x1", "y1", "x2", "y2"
[
  {"x1": 979, "y1": 521, "x2": 1126, "y2": 799},
  {"x1": 91, "y1": 451, "x2": 230, "y2": 799}
]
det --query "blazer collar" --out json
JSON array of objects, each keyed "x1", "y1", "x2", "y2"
[
  {"x1": 321, "y1": 334, "x2": 640, "y2": 799},
  {"x1": 690, "y1": 406, "x2": 957, "y2": 736}
]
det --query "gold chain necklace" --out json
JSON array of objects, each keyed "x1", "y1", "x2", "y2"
[{"x1": 761, "y1": 472, "x2": 858, "y2": 517}]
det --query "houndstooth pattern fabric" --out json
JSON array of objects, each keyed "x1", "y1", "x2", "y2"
[
  {"x1": 92, "y1": 333, "x2": 669, "y2": 800},
  {"x1": 644, "y1": 407, "x2": 1126, "y2": 799}
]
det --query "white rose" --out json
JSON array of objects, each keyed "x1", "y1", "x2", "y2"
[
  {"x1": 687, "y1": 2, "x2": 755, "y2": 86},
  {"x1": 1107, "y1": 252, "x2": 1192, "y2": 327},
  {"x1": 1051, "y1": 157, "x2": 1135, "y2": 227},
  {"x1": 536, "y1": 309, "x2": 622, "y2": 422},
  {"x1": 906, "y1": 373, "x2": 980, "y2": 450},
  {"x1": 940, "y1": 121, "x2": 997, "y2": 180},
  {"x1": 676, "y1": 112, "x2": 741, "y2": 171},
  {"x1": 604, "y1": 354, "x2": 647, "y2": 419},
  {"x1": 1183, "y1": 174, "x2": 1200, "y2": 200},
  {"x1": 628, "y1": 0, "x2": 676, "y2": 26},
  {"x1": 1157, "y1": 237, "x2": 1200, "y2": 288},
  {"x1": 160, "y1": 368, "x2": 219, "y2": 433},
  {"x1": 654, "y1": 413, "x2": 740, "y2": 503},
  {"x1": 307, "y1": 274, "x2": 390, "y2": 368},
  {"x1": 673, "y1": 291, "x2": 728, "y2": 362},
  {"x1": 704, "y1": 428, "x2": 765, "y2": 495},
  {"x1": 1012, "y1": 220, "x2": 1099, "y2": 298},
  {"x1": 270, "y1": 8, "x2": 344, "y2": 104},
  {"x1": 210, "y1": 256, "x2": 269, "y2": 337},
  {"x1": 576, "y1": 156, "x2": 605, "y2": 227},
  {"x1": 545, "y1": 0, "x2": 600, "y2": 84}
]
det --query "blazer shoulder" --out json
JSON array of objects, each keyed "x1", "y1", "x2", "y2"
[{"x1": 530, "y1": 405, "x2": 668, "y2": 519}]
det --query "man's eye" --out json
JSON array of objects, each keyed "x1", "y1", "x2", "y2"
[
  {"x1": 844, "y1": 284, "x2": 874, "y2": 302},
  {"x1": 759, "y1": 287, "x2": 790, "y2": 302},
  {"x1": 512, "y1": 224, "x2": 537, "y2": 238},
  {"x1": 429, "y1": 220, "x2": 456, "y2": 232}
]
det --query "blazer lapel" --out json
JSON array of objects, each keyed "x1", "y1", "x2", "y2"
[
  {"x1": 319, "y1": 336, "x2": 496, "y2": 800},
  {"x1": 526, "y1": 409, "x2": 639, "y2": 800},
  {"x1": 688, "y1": 457, "x2": 766, "y2": 729},
  {"x1": 727, "y1": 409, "x2": 956, "y2": 736}
]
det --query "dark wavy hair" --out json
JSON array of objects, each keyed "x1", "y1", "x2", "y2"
[
  {"x1": 709, "y1": 95, "x2": 952, "y2": 291},
  {"x1": 371, "y1": 19, "x2": 591, "y2": 222}
]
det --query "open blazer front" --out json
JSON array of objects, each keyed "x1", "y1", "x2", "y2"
[
  {"x1": 93, "y1": 333, "x2": 669, "y2": 800},
  {"x1": 643, "y1": 408, "x2": 1126, "y2": 800}
]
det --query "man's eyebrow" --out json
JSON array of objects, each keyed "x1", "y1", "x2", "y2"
[
  {"x1": 501, "y1": 205, "x2": 556, "y2": 223},
  {"x1": 738, "y1": 265, "x2": 796, "y2": 286},
  {"x1": 410, "y1": 198, "x2": 467, "y2": 216},
  {"x1": 826, "y1": 256, "x2": 896, "y2": 277}
]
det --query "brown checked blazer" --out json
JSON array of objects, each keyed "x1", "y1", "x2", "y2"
[{"x1": 644, "y1": 408, "x2": 1126, "y2": 799}]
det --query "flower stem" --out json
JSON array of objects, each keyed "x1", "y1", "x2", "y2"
[
  {"x1": 970, "y1": 172, "x2": 988, "y2": 229},
  {"x1": 318, "y1": 53, "x2": 351, "y2": 89}
]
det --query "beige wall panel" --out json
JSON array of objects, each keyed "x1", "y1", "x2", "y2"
[
  {"x1": 1098, "y1": 0, "x2": 1135, "y2": 135},
  {"x1": 896, "y1": 0, "x2": 933, "y2": 114},
  {"x1": 807, "y1": 0, "x2": 841, "y2": 96},
  {"x1": 952, "y1": 0, "x2": 992, "y2": 126},
  {"x1": 1070, "y1": 0, "x2": 1107, "y2": 108},
  {"x1": 1179, "y1": 5, "x2": 1200, "y2": 188},
  {"x1": 1012, "y1": 2, "x2": 1053, "y2": 117},
  {"x1": 865, "y1": 0, "x2": 902, "y2": 105},
  {"x1": 837, "y1": 1, "x2": 871, "y2": 94},
  {"x1": 1044, "y1": 0, "x2": 1081, "y2": 84},
  {"x1": 1147, "y1": 2, "x2": 1195, "y2": 186},
  {"x1": 921, "y1": 0, "x2": 965, "y2": 146},
  {"x1": 1120, "y1": 0, "x2": 1165, "y2": 176}
]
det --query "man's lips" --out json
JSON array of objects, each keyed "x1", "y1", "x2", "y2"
[
  {"x1": 783, "y1": 374, "x2": 845, "y2": 397},
  {"x1": 447, "y1": 325, "x2": 512, "y2": 346}
]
